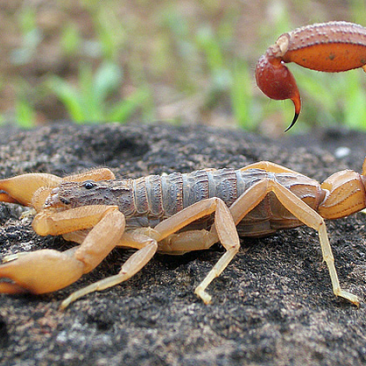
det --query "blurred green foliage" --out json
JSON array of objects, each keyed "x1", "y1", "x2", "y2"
[
  {"x1": 2, "y1": 0, "x2": 366, "y2": 132},
  {"x1": 48, "y1": 62, "x2": 150, "y2": 123}
]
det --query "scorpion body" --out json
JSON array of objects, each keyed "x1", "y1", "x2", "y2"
[
  {"x1": 55, "y1": 167, "x2": 324, "y2": 239},
  {"x1": 0, "y1": 161, "x2": 365, "y2": 308}
]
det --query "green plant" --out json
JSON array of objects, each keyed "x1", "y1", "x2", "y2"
[
  {"x1": 15, "y1": 97, "x2": 36, "y2": 128},
  {"x1": 11, "y1": 6, "x2": 42, "y2": 65},
  {"x1": 230, "y1": 61, "x2": 260, "y2": 130},
  {"x1": 60, "y1": 24, "x2": 82, "y2": 57},
  {"x1": 195, "y1": 23, "x2": 261, "y2": 130},
  {"x1": 48, "y1": 61, "x2": 150, "y2": 123}
]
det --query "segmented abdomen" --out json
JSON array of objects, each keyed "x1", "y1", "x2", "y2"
[{"x1": 127, "y1": 168, "x2": 324, "y2": 237}]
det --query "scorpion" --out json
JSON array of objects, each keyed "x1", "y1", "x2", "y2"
[
  {"x1": 255, "y1": 21, "x2": 366, "y2": 130},
  {"x1": 0, "y1": 160, "x2": 365, "y2": 309}
]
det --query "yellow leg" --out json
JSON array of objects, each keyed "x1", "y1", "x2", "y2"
[
  {"x1": 151, "y1": 197, "x2": 240, "y2": 304},
  {"x1": 239, "y1": 161, "x2": 301, "y2": 175},
  {"x1": 270, "y1": 181, "x2": 359, "y2": 305},
  {"x1": 157, "y1": 230, "x2": 218, "y2": 255},
  {"x1": 60, "y1": 231, "x2": 158, "y2": 309},
  {"x1": 229, "y1": 175, "x2": 359, "y2": 306}
]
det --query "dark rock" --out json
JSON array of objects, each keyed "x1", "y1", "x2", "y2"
[{"x1": 0, "y1": 122, "x2": 366, "y2": 366}]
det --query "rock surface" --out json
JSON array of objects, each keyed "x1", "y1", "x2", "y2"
[{"x1": 0, "y1": 123, "x2": 366, "y2": 366}]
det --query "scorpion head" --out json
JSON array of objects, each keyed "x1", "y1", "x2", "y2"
[
  {"x1": 45, "y1": 180, "x2": 118, "y2": 209},
  {"x1": 44, "y1": 179, "x2": 134, "y2": 215}
]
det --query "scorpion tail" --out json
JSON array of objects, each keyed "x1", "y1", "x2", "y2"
[{"x1": 255, "y1": 54, "x2": 301, "y2": 131}]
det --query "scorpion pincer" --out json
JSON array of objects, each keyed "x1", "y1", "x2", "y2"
[
  {"x1": 256, "y1": 21, "x2": 366, "y2": 130},
  {"x1": 0, "y1": 160, "x2": 365, "y2": 309}
]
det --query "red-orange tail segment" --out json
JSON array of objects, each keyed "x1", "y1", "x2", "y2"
[{"x1": 255, "y1": 55, "x2": 301, "y2": 131}]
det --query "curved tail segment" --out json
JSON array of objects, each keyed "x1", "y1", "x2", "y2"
[
  {"x1": 255, "y1": 54, "x2": 301, "y2": 131},
  {"x1": 256, "y1": 21, "x2": 366, "y2": 131}
]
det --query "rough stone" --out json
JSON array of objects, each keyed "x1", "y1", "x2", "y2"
[{"x1": 0, "y1": 123, "x2": 366, "y2": 366}]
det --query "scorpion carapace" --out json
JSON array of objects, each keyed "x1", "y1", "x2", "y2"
[
  {"x1": 255, "y1": 21, "x2": 366, "y2": 130},
  {"x1": 0, "y1": 161, "x2": 366, "y2": 309}
]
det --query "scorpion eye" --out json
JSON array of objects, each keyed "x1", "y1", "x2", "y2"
[{"x1": 83, "y1": 181, "x2": 95, "y2": 190}]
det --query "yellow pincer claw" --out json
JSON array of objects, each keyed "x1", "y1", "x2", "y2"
[
  {"x1": 0, "y1": 249, "x2": 85, "y2": 295},
  {"x1": 0, "y1": 173, "x2": 62, "y2": 207}
]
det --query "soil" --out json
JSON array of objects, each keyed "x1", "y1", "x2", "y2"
[{"x1": 0, "y1": 122, "x2": 366, "y2": 366}]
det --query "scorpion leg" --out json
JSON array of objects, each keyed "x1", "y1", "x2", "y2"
[
  {"x1": 157, "y1": 230, "x2": 219, "y2": 255},
  {"x1": 239, "y1": 161, "x2": 301, "y2": 174},
  {"x1": 109, "y1": 198, "x2": 239, "y2": 304},
  {"x1": 60, "y1": 231, "x2": 158, "y2": 309},
  {"x1": 62, "y1": 226, "x2": 218, "y2": 308},
  {"x1": 0, "y1": 205, "x2": 125, "y2": 296},
  {"x1": 229, "y1": 178, "x2": 360, "y2": 306},
  {"x1": 152, "y1": 197, "x2": 240, "y2": 304}
]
